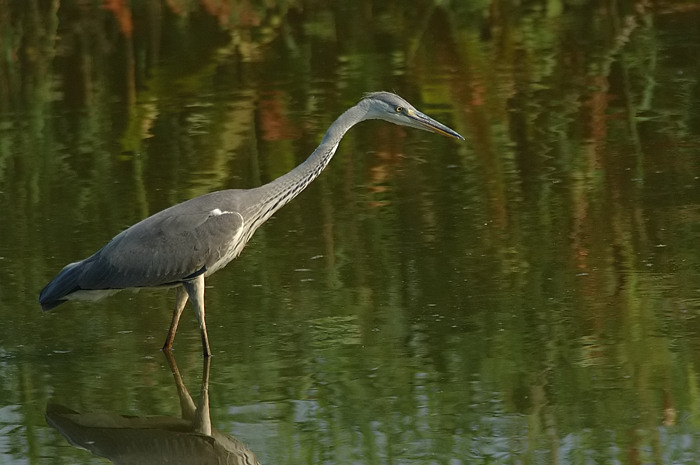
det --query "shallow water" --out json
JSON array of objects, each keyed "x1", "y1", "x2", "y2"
[{"x1": 1, "y1": 1, "x2": 700, "y2": 463}]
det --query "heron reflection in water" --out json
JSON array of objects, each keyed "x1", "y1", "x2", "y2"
[
  {"x1": 46, "y1": 352, "x2": 260, "y2": 465},
  {"x1": 39, "y1": 92, "x2": 464, "y2": 356}
]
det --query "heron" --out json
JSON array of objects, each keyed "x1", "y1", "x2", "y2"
[{"x1": 39, "y1": 91, "x2": 464, "y2": 357}]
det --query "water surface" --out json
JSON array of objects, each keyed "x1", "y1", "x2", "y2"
[{"x1": 1, "y1": 1, "x2": 699, "y2": 463}]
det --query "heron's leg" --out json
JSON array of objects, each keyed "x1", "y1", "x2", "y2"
[
  {"x1": 182, "y1": 274, "x2": 212, "y2": 357},
  {"x1": 162, "y1": 286, "x2": 188, "y2": 352}
]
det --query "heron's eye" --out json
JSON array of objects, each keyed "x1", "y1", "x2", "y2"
[{"x1": 395, "y1": 106, "x2": 403, "y2": 113}]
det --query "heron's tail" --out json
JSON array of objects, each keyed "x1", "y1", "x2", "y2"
[{"x1": 39, "y1": 262, "x2": 83, "y2": 311}]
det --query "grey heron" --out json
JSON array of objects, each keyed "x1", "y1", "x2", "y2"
[{"x1": 39, "y1": 92, "x2": 464, "y2": 357}]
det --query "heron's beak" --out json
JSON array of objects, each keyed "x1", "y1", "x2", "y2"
[{"x1": 408, "y1": 109, "x2": 465, "y2": 141}]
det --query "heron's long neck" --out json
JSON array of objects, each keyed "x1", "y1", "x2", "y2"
[{"x1": 244, "y1": 103, "x2": 368, "y2": 230}]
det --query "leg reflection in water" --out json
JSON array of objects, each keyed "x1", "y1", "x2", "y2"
[{"x1": 46, "y1": 352, "x2": 260, "y2": 465}]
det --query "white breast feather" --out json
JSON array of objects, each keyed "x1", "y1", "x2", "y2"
[{"x1": 207, "y1": 210, "x2": 246, "y2": 275}]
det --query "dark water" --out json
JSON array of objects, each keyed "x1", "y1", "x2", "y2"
[{"x1": 1, "y1": 1, "x2": 700, "y2": 463}]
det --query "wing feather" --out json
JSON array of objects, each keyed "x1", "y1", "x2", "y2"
[{"x1": 76, "y1": 191, "x2": 245, "y2": 290}]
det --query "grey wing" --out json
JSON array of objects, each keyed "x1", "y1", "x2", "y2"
[{"x1": 77, "y1": 204, "x2": 245, "y2": 290}]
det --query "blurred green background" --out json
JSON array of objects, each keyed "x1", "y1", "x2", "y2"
[{"x1": 1, "y1": 0, "x2": 699, "y2": 463}]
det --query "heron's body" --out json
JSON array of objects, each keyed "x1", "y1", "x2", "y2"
[
  {"x1": 39, "y1": 92, "x2": 463, "y2": 356},
  {"x1": 39, "y1": 190, "x2": 248, "y2": 306}
]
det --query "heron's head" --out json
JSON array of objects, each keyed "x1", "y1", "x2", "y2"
[{"x1": 361, "y1": 92, "x2": 464, "y2": 140}]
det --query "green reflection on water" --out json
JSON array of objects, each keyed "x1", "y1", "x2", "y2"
[{"x1": 1, "y1": 1, "x2": 700, "y2": 464}]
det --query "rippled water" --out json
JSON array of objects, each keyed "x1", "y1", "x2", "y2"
[{"x1": 1, "y1": 1, "x2": 699, "y2": 464}]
